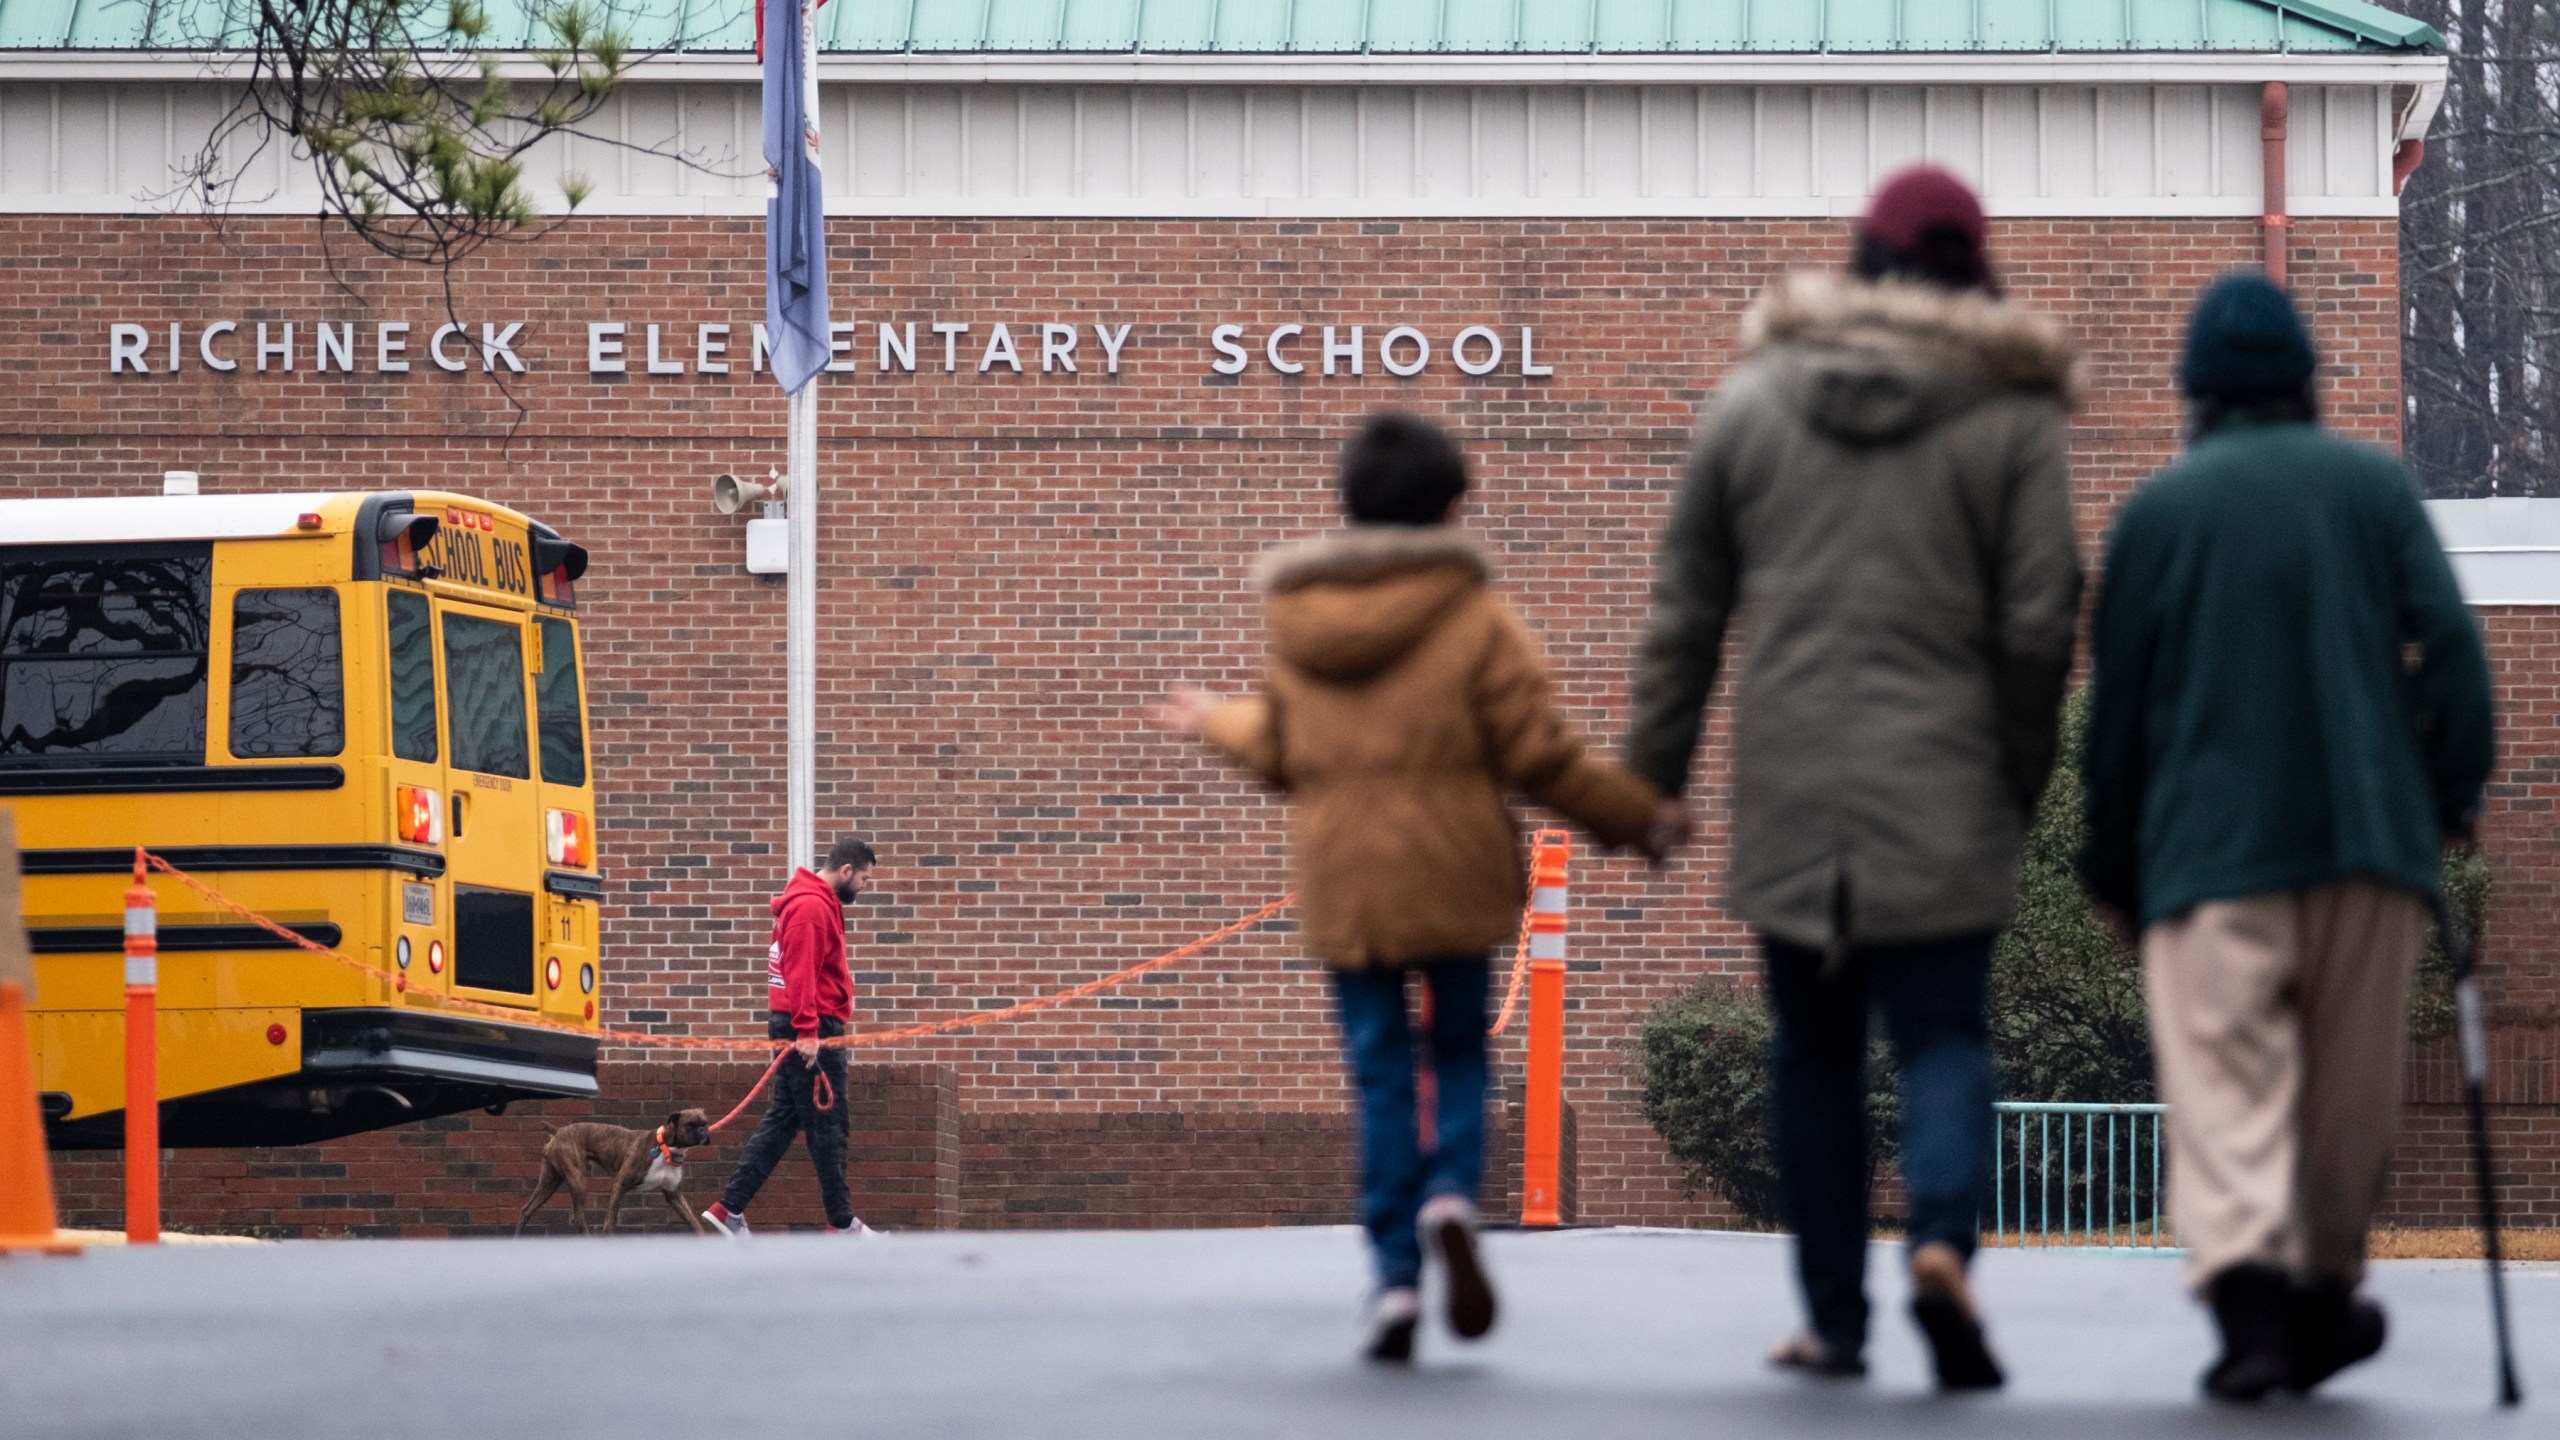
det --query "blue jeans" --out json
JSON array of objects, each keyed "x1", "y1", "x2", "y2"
[
  {"x1": 1764, "y1": 932, "x2": 1996, "y2": 1357},
  {"x1": 1331, "y1": 955, "x2": 1491, "y2": 1290}
]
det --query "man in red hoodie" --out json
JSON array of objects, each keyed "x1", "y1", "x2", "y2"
[{"x1": 703, "y1": 836, "x2": 876, "y2": 1236}]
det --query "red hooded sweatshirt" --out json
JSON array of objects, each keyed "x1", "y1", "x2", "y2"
[{"x1": 767, "y1": 868, "x2": 852, "y2": 1038}]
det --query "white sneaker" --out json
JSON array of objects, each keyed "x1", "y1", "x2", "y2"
[
  {"x1": 1419, "y1": 1194, "x2": 1497, "y2": 1340},
  {"x1": 1363, "y1": 1286, "x2": 1422, "y2": 1364},
  {"x1": 701, "y1": 1205, "x2": 749, "y2": 1238},
  {"x1": 828, "y1": 1218, "x2": 879, "y2": 1237}
]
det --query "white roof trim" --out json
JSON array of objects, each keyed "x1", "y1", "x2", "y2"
[
  {"x1": 2427, "y1": 498, "x2": 2560, "y2": 607},
  {"x1": 0, "y1": 49, "x2": 2452, "y2": 94},
  {"x1": 0, "y1": 494, "x2": 338, "y2": 545},
  {"x1": 0, "y1": 194, "x2": 2408, "y2": 220}
]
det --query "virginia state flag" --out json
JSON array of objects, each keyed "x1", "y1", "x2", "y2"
[{"x1": 762, "y1": 0, "x2": 828, "y2": 395}]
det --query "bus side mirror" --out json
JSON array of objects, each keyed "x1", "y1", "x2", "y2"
[
  {"x1": 377, "y1": 511, "x2": 443, "y2": 580},
  {"x1": 529, "y1": 535, "x2": 589, "y2": 583}
]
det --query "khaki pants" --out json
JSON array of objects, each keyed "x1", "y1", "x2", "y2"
[{"x1": 2142, "y1": 879, "x2": 2427, "y2": 1293}]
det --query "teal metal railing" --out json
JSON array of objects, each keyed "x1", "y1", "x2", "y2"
[{"x1": 1989, "y1": 1101, "x2": 2178, "y2": 1253}]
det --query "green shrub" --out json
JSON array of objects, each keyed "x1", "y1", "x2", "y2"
[
  {"x1": 1988, "y1": 688, "x2": 2151, "y2": 1104},
  {"x1": 1636, "y1": 983, "x2": 1896, "y2": 1228},
  {"x1": 2413, "y1": 845, "x2": 2491, "y2": 1043},
  {"x1": 1637, "y1": 685, "x2": 2488, "y2": 1221}
]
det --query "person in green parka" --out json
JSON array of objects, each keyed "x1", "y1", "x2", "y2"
[
  {"x1": 2079, "y1": 271, "x2": 2496, "y2": 1405},
  {"x1": 1629, "y1": 166, "x2": 2083, "y2": 1393}
]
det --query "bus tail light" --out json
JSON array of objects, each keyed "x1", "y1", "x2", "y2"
[
  {"x1": 544, "y1": 956, "x2": 563, "y2": 990},
  {"x1": 545, "y1": 810, "x2": 589, "y2": 868},
  {"x1": 397, "y1": 786, "x2": 442, "y2": 845}
]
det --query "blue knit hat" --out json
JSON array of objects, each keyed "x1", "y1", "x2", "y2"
[{"x1": 2179, "y1": 270, "x2": 2317, "y2": 398}]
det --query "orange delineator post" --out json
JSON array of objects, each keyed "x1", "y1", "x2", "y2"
[
  {"x1": 123, "y1": 849, "x2": 158, "y2": 1245},
  {"x1": 1520, "y1": 830, "x2": 1570, "y2": 1228},
  {"x1": 0, "y1": 980, "x2": 73, "y2": 1255}
]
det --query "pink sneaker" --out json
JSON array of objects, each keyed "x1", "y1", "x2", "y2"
[
  {"x1": 1419, "y1": 1195, "x2": 1497, "y2": 1340},
  {"x1": 1363, "y1": 1287, "x2": 1421, "y2": 1364}
]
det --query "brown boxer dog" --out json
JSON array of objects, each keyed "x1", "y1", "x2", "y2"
[{"x1": 515, "y1": 1109, "x2": 716, "y2": 1236}]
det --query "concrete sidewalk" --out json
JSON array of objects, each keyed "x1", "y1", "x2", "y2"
[{"x1": 1, "y1": 1227, "x2": 2549, "y2": 1438}]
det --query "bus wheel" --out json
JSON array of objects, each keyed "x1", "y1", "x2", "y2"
[{"x1": 484, "y1": 1101, "x2": 510, "y2": 1117}]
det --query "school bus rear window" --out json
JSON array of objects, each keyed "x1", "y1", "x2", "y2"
[
  {"x1": 0, "y1": 544, "x2": 211, "y2": 766},
  {"x1": 536, "y1": 617, "x2": 586, "y2": 788},
  {"x1": 442, "y1": 612, "x2": 529, "y2": 779},
  {"x1": 230, "y1": 588, "x2": 345, "y2": 759},
  {"x1": 387, "y1": 590, "x2": 437, "y2": 764}
]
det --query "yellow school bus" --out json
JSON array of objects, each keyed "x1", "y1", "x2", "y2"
[{"x1": 1, "y1": 487, "x2": 602, "y2": 1146}]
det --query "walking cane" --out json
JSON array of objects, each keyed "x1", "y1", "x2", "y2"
[{"x1": 2434, "y1": 903, "x2": 2524, "y2": 1408}]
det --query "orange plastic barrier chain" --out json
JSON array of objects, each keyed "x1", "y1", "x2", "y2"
[
  {"x1": 138, "y1": 832, "x2": 1567, "y2": 1153},
  {"x1": 139, "y1": 849, "x2": 1293, "y2": 1055},
  {"x1": 125, "y1": 847, "x2": 1581, "y2": 1167},
  {"x1": 1486, "y1": 905, "x2": 1535, "y2": 1037},
  {"x1": 706, "y1": 1045, "x2": 833, "y2": 1131}
]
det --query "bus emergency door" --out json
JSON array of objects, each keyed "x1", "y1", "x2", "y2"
[{"x1": 434, "y1": 598, "x2": 544, "y2": 1003}]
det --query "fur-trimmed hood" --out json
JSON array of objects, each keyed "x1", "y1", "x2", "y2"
[
  {"x1": 1740, "y1": 271, "x2": 2081, "y2": 444},
  {"x1": 1253, "y1": 527, "x2": 1491, "y2": 684}
]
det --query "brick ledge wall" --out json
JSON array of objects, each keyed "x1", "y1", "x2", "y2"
[{"x1": 45, "y1": 1063, "x2": 1578, "y2": 1237}]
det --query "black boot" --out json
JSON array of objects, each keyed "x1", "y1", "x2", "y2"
[
  {"x1": 2288, "y1": 1279, "x2": 2386, "y2": 1394},
  {"x1": 2202, "y1": 1264, "x2": 2295, "y2": 1403}
]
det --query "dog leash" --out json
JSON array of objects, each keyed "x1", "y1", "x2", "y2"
[{"x1": 707, "y1": 1046, "x2": 838, "y2": 1133}]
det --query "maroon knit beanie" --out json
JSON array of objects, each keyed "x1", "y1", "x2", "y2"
[{"x1": 1860, "y1": 166, "x2": 1986, "y2": 254}]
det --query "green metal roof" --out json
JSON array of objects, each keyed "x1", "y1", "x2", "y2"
[{"x1": 0, "y1": 0, "x2": 2445, "y2": 56}]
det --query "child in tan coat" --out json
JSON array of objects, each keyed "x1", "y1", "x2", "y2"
[{"x1": 1155, "y1": 413, "x2": 1662, "y2": 1362}]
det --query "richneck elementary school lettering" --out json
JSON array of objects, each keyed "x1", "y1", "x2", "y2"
[{"x1": 105, "y1": 318, "x2": 1559, "y2": 381}]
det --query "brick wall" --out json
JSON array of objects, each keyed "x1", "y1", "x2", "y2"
[
  {"x1": 2381, "y1": 1107, "x2": 2560, "y2": 1230},
  {"x1": 49, "y1": 1060, "x2": 961, "y2": 1236},
  {"x1": 44, "y1": 1058, "x2": 1575, "y2": 1236},
  {"x1": 2382, "y1": 1031, "x2": 2560, "y2": 1229},
  {"x1": 10, "y1": 212, "x2": 2550, "y2": 1232}
]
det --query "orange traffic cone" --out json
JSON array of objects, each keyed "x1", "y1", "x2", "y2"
[{"x1": 0, "y1": 980, "x2": 74, "y2": 1255}]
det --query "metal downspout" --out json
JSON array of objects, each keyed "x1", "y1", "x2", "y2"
[
  {"x1": 2261, "y1": 80, "x2": 2289, "y2": 286},
  {"x1": 2392, "y1": 75, "x2": 2447, "y2": 196}
]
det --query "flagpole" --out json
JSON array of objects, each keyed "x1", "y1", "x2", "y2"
[
  {"x1": 787, "y1": 376, "x2": 817, "y2": 876},
  {"x1": 766, "y1": 0, "x2": 823, "y2": 881}
]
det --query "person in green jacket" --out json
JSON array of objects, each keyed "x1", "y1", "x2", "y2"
[
  {"x1": 2080, "y1": 271, "x2": 2496, "y2": 1404},
  {"x1": 1629, "y1": 166, "x2": 2084, "y2": 1391}
]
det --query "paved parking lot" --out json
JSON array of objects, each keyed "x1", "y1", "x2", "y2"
[{"x1": 2, "y1": 1226, "x2": 2551, "y2": 1438}]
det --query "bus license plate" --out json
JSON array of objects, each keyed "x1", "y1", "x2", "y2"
[{"x1": 402, "y1": 884, "x2": 435, "y2": 926}]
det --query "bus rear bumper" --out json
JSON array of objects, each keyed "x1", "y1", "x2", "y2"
[{"x1": 45, "y1": 1007, "x2": 599, "y2": 1149}]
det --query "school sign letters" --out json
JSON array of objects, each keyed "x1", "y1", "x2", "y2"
[{"x1": 103, "y1": 317, "x2": 1558, "y2": 382}]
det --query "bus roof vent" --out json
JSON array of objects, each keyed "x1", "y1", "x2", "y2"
[{"x1": 163, "y1": 470, "x2": 199, "y2": 497}]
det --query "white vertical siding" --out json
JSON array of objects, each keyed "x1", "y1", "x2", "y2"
[
  {"x1": 1700, "y1": 86, "x2": 1754, "y2": 198},
  {"x1": 2041, "y1": 88, "x2": 2099, "y2": 200},
  {"x1": 1979, "y1": 86, "x2": 2038, "y2": 198},
  {"x1": 0, "y1": 80, "x2": 2412, "y2": 216}
]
